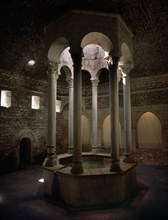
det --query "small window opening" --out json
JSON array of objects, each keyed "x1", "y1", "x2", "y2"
[
  {"x1": 31, "y1": 95, "x2": 40, "y2": 109},
  {"x1": 0, "y1": 90, "x2": 12, "y2": 108}
]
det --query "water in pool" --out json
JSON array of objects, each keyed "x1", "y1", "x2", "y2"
[{"x1": 68, "y1": 160, "x2": 110, "y2": 169}]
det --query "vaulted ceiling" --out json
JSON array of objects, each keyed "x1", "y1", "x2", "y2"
[{"x1": 0, "y1": 0, "x2": 168, "y2": 78}]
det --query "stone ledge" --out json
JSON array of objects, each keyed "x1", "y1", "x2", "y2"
[{"x1": 43, "y1": 160, "x2": 137, "y2": 209}]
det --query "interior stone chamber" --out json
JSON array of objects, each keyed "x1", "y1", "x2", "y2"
[{"x1": 43, "y1": 154, "x2": 137, "y2": 209}]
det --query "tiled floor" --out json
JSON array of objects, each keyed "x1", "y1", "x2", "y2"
[{"x1": 0, "y1": 164, "x2": 168, "y2": 220}]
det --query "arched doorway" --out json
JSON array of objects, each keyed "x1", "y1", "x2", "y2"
[{"x1": 20, "y1": 138, "x2": 31, "y2": 166}]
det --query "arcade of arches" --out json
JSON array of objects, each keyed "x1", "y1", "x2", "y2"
[
  {"x1": 42, "y1": 11, "x2": 167, "y2": 172},
  {"x1": 0, "y1": 10, "x2": 168, "y2": 175}
]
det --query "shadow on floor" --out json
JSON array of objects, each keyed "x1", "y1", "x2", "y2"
[{"x1": 0, "y1": 164, "x2": 168, "y2": 220}]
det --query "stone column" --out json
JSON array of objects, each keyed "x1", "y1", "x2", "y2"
[
  {"x1": 98, "y1": 125, "x2": 102, "y2": 150},
  {"x1": 91, "y1": 78, "x2": 99, "y2": 153},
  {"x1": 70, "y1": 53, "x2": 84, "y2": 174},
  {"x1": 67, "y1": 78, "x2": 74, "y2": 154},
  {"x1": 43, "y1": 61, "x2": 58, "y2": 167},
  {"x1": 121, "y1": 65, "x2": 134, "y2": 163},
  {"x1": 108, "y1": 56, "x2": 121, "y2": 172}
]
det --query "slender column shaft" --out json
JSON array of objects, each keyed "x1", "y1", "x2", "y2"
[
  {"x1": 67, "y1": 79, "x2": 74, "y2": 154},
  {"x1": 91, "y1": 79, "x2": 99, "y2": 153},
  {"x1": 109, "y1": 57, "x2": 121, "y2": 172},
  {"x1": 71, "y1": 53, "x2": 84, "y2": 174},
  {"x1": 48, "y1": 72, "x2": 56, "y2": 147},
  {"x1": 122, "y1": 72, "x2": 133, "y2": 162},
  {"x1": 43, "y1": 61, "x2": 58, "y2": 167}
]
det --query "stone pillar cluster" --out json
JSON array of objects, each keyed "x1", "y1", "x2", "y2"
[{"x1": 44, "y1": 52, "x2": 134, "y2": 174}]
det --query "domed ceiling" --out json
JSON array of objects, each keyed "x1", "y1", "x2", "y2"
[{"x1": 0, "y1": 0, "x2": 168, "y2": 78}]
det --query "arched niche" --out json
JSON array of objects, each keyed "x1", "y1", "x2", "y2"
[
  {"x1": 102, "y1": 114, "x2": 122, "y2": 148},
  {"x1": 48, "y1": 37, "x2": 70, "y2": 62},
  {"x1": 137, "y1": 112, "x2": 163, "y2": 149}
]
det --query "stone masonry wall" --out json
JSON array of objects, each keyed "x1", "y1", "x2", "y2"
[
  {"x1": 82, "y1": 73, "x2": 168, "y2": 165},
  {"x1": 0, "y1": 68, "x2": 48, "y2": 173}
]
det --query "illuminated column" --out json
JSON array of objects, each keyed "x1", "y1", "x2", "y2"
[
  {"x1": 43, "y1": 61, "x2": 58, "y2": 167},
  {"x1": 108, "y1": 56, "x2": 121, "y2": 172},
  {"x1": 91, "y1": 78, "x2": 99, "y2": 153},
  {"x1": 67, "y1": 78, "x2": 74, "y2": 154},
  {"x1": 71, "y1": 53, "x2": 84, "y2": 174},
  {"x1": 121, "y1": 65, "x2": 134, "y2": 163}
]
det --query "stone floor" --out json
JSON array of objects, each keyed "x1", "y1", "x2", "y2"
[{"x1": 0, "y1": 163, "x2": 168, "y2": 220}]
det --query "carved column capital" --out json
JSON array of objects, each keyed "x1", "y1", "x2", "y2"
[
  {"x1": 91, "y1": 78, "x2": 99, "y2": 87},
  {"x1": 119, "y1": 63, "x2": 134, "y2": 76},
  {"x1": 47, "y1": 61, "x2": 59, "y2": 78}
]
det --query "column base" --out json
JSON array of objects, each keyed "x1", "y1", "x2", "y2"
[
  {"x1": 123, "y1": 154, "x2": 134, "y2": 163},
  {"x1": 92, "y1": 146, "x2": 97, "y2": 154},
  {"x1": 71, "y1": 162, "x2": 84, "y2": 175},
  {"x1": 110, "y1": 160, "x2": 122, "y2": 172},
  {"x1": 42, "y1": 155, "x2": 57, "y2": 167}
]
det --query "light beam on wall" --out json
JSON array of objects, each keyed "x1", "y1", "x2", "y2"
[{"x1": 56, "y1": 100, "x2": 62, "y2": 112}]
